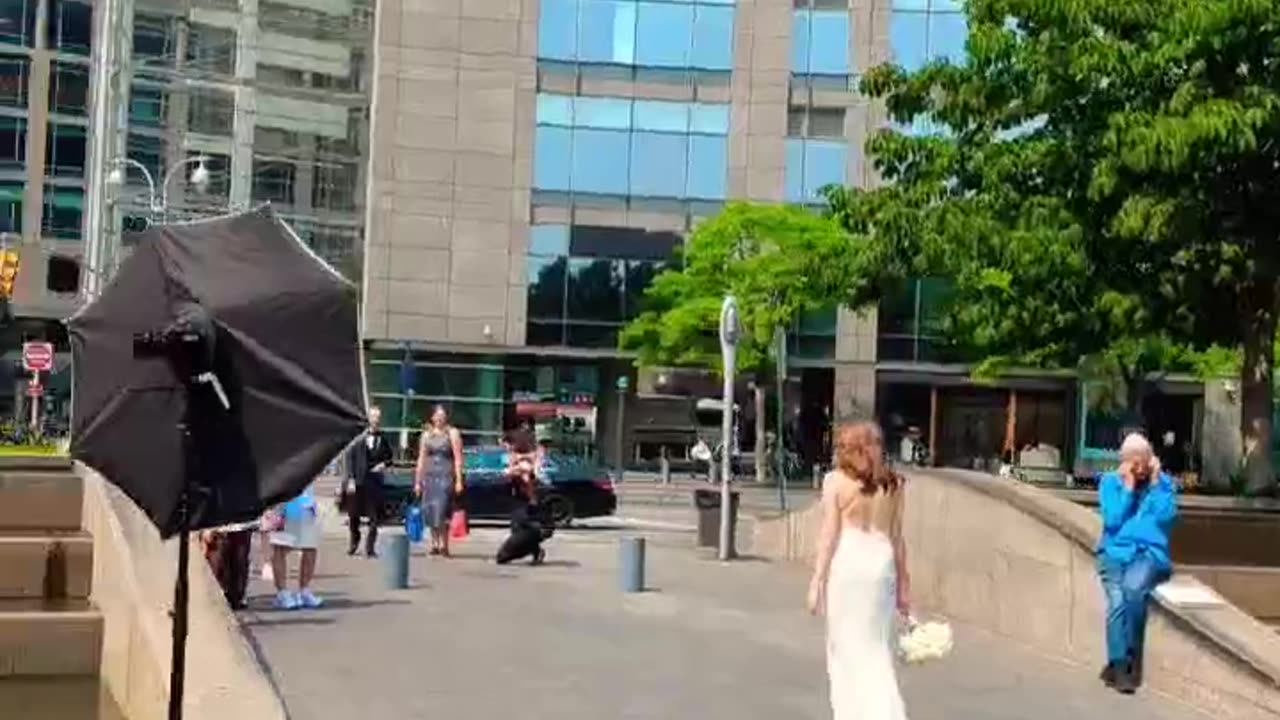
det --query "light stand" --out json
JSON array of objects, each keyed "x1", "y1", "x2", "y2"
[{"x1": 169, "y1": 402, "x2": 194, "y2": 720}]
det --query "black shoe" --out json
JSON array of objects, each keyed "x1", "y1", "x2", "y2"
[
  {"x1": 1100, "y1": 663, "x2": 1117, "y2": 687},
  {"x1": 347, "y1": 546, "x2": 358, "y2": 557},
  {"x1": 366, "y1": 549, "x2": 378, "y2": 559},
  {"x1": 1112, "y1": 663, "x2": 1139, "y2": 694}
]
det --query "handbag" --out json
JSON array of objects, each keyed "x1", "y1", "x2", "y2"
[
  {"x1": 405, "y1": 503, "x2": 424, "y2": 544},
  {"x1": 449, "y1": 509, "x2": 469, "y2": 539}
]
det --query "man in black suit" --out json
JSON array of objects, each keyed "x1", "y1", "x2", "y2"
[{"x1": 347, "y1": 406, "x2": 394, "y2": 557}]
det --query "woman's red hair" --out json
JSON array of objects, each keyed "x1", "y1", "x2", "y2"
[{"x1": 833, "y1": 421, "x2": 901, "y2": 494}]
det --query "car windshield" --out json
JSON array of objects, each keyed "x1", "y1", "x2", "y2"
[{"x1": 463, "y1": 448, "x2": 508, "y2": 471}]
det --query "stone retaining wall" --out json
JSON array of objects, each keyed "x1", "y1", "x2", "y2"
[
  {"x1": 754, "y1": 468, "x2": 1280, "y2": 719},
  {"x1": 78, "y1": 467, "x2": 288, "y2": 720}
]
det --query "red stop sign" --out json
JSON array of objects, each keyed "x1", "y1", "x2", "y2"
[{"x1": 22, "y1": 342, "x2": 53, "y2": 372}]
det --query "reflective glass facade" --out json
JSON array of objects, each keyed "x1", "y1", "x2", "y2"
[
  {"x1": 791, "y1": 9, "x2": 851, "y2": 75},
  {"x1": 539, "y1": 0, "x2": 735, "y2": 70},
  {"x1": 784, "y1": 138, "x2": 847, "y2": 204},
  {"x1": 889, "y1": 0, "x2": 966, "y2": 72},
  {"x1": 533, "y1": 93, "x2": 730, "y2": 200},
  {"x1": 526, "y1": 223, "x2": 677, "y2": 349}
]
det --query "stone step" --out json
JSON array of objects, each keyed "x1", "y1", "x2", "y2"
[
  {"x1": 0, "y1": 473, "x2": 82, "y2": 532},
  {"x1": 0, "y1": 533, "x2": 93, "y2": 600},
  {"x1": 0, "y1": 600, "x2": 102, "y2": 677},
  {"x1": 0, "y1": 678, "x2": 125, "y2": 720}
]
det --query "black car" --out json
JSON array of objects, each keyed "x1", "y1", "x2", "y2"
[{"x1": 341, "y1": 447, "x2": 617, "y2": 528}]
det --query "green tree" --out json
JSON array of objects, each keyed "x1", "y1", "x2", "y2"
[
  {"x1": 619, "y1": 202, "x2": 851, "y2": 480},
  {"x1": 834, "y1": 0, "x2": 1280, "y2": 492}
]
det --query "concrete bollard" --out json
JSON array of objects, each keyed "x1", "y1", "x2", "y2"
[
  {"x1": 812, "y1": 464, "x2": 822, "y2": 489},
  {"x1": 660, "y1": 454, "x2": 671, "y2": 485},
  {"x1": 381, "y1": 529, "x2": 410, "y2": 590},
  {"x1": 619, "y1": 536, "x2": 646, "y2": 593}
]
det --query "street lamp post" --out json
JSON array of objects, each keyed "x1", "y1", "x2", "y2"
[
  {"x1": 718, "y1": 296, "x2": 739, "y2": 561},
  {"x1": 85, "y1": 155, "x2": 212, "y2": 301},
  {"x1": 108, "y1": 155, "x2": 212, "y2": 223}
]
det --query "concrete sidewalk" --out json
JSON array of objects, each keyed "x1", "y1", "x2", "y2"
[{"x1": 240, "y1": 526, "x2": 1209, "y2": 720}]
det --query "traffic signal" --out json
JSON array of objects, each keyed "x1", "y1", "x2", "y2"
[{"x1": 0, "y1": 250, "x2": 18, "y2": 298}]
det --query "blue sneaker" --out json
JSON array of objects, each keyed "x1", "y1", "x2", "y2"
[
  {"x1": 273, "y1": 590, "x2": 298, "y2": 610},
  {"x1": 297, "y1": 589, "x2": 324, "y2": 609}
]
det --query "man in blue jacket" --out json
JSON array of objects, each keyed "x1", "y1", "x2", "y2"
[{"x1": 1096, "y1": 433, "x2": 1179, "y2": 694}]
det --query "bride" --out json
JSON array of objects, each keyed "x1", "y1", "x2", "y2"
[{"x1": 807, "y1": 421, "x2": 910, "y2": 720}]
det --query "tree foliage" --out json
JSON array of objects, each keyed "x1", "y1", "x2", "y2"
[
  {"x1": 618, "y1": 202, "x2": 850, "y2": 375},
  {"x1": 831, "y1": 0, "x2": 1280, "y2": 490}
]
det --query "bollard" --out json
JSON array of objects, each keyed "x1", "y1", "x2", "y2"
[
  {"x1": 381, "y1": 529, "x2": 410, "y2": 590},
  {"x1": 619, "y1": 536, "x2": 646, "y2": 593},
  {"x1": 659, "y1": 454, "x2": 671, "y2": 485},
  {"x1": 812, "y1": 464, "x2": 822, "y2": 489}
]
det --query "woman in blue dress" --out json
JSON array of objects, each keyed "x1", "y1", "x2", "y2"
[{"x1": 414, "y1": 404, "x2": 464, "y2": 557}]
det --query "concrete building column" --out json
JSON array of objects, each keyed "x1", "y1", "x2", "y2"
[
  {"x1": 727, "y1": 0, "x2": 791, "y2": 202},
  {"x1": 21, "y1": 0, "x2": 51, "y2": 247},
  {"x1": 229, "y1": 0, "x2": 259, "y2": 212}
]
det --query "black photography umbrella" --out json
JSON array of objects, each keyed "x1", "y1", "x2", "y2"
[{"x1": 68, "y1": 206, "x2": 366, "y2": 719}]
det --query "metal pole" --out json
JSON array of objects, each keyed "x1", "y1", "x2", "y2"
[
  {"x1": 28, "y1": 371, "x2": 39, "y2": 433},
  {"x1": 718, "y1": 297, "x2": 739, "y2": 561}
]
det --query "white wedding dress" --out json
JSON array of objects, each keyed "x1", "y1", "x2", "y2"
[{"x1": 825, "y1": 523, "x2": 908, "y2": 720}]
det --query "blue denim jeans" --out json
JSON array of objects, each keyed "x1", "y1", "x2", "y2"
[{"x1": 1097, "y1": 552, "x2": 1169, "y2": 666}]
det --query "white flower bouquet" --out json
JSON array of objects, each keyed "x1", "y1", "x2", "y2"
[{"x1": 897, "y1": 616, "x2": 953, "y2": 664}]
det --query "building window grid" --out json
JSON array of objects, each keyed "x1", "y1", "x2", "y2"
[
  {"x1": 44, "y1": 122, "x2": 85, "y2": 177},
  {"x1": 48, "y1": 60, "x2": 89, "y2": 116},
  {"x1": 888, "y1": 0, "x2": 966, "y2": 73},
  {"x1": 538, "y1": 0, "x2": 736, "y2": 72},
  {"x1": 0, "y1": 115, "x2": 24, "y2": 169},
  {"x1": 876, "y1": 277, "x2": 955, "y2": 363},
  {"x1": 0, "y1": 57, "x2": 28, "y2": 109},
  {"x1": 791, "y1": 8, "x2": 852, "y2": 76},
  {"x1": 0, "y1": 0, "x2": 39, "y2": 47},
  {"x1": 526, "y1": 222, "x2": 675, "y2": 349},
  {"x1": 533, "y1": 92, "x2": 729, "y2": 201}
]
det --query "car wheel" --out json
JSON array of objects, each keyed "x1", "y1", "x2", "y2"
[{"x1": 543, "y1": 495, "x2": 575, "y2": 528}]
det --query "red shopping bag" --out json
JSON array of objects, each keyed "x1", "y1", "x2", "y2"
[{"x1": 449, "y1": 509, "x2": 469, "y2": 539}]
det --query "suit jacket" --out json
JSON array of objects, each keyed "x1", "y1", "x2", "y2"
[{"x1": 348, "y1": 430, "x2": 394, "y2": 486}]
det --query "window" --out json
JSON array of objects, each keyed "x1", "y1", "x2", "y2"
[
  {"x1": 0, "y1": 181, "x2": 21, "y2": 233},
  {"x1": 0, "y1": 58, "x2": 27, "y2": 108},
  {"x1": 45, "y1": 255, "x2": 79, "y2": 294},
  {"x1": 526, "y1": 223, "x2": 677, "y2": 348},
  {"x1": 45, "y1": 123, "x2": 86, "y2": 177},
  {"x1": 313, "y1": 162, "x2": 359, "y2": 212},
  {"x1": 876, "y1": 277, "x2": 959, "y2": 362},
  {"x1": 125, "y1": 132, "x2": 164, "y2": 187},
  {"x1": 533, "y1": 93, "x2": 729, "y2": 200},
  {"x1": 49, "y1": 62, "x2": 89, "y2": 116},
  {"x1": 0, "y1": 0, "x2": 38, "y2": 46},
  {"x1": 187, "y1": 23, "x2": 235, "y2": 75},
  {"x1": 792, "y1": 9, "x2": 850, "y2": 75},
  {"x1": 787, "y1": 106, "x2": 845, "y2": 138},
  {"x1": 0, "y1": 117, "x2": 24, "y2": 169},
  {"x1": 48, "y1": 0, "x2": 92, "y2": 55},
  {"x1": 188, "y1": 87, "x2": 234, "y2": 135},
  {"x1": 784, "y1": 138, "x2": 848, "y2": 204},
  {"x1": 539, "y1": 0, "x2": 734, "y2": 71},
  {"x1": 253, "y1": 161, "x2": 295, "y2": 205},
  {"x1": 133, "y1": 13, "x2": 173, "y2": 60},
  {"x1": 787, "y1": 306, "x2": 837, "y2": 359},
  {"x1": 889, "y1": 0, "x2": 966, "y2": 72},
  {"x1": 130, "y1": 83, "x2": 167, "y2": 127},
  {"x1": 42, "y1": 186, "x2": 83, "y2": 241}
]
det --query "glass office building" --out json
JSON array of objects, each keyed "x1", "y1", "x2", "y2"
[
  {"x1": 363, "y1": 0, "x2": 976, "y2": 463},
  {"x1": 0, "y1": 0, "x2": 373, "y2": 427}
]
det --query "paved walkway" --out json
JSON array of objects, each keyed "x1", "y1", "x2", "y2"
[{"x1": 239, "y1": 515, "x2": 1208, "y2": 720}]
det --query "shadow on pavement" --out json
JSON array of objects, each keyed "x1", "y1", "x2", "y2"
[{"x1": 241, "y1": 615, "x2": 339, "y2": 629}]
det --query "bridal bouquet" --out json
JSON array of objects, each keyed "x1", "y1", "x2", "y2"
[{"x1": 897, "y1": 616, "x2": 953, "y2": 664}]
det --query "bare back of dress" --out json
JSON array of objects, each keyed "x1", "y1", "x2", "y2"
[{"x1": 825, "y1": 469, "x2": 908, "y2": 720}]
